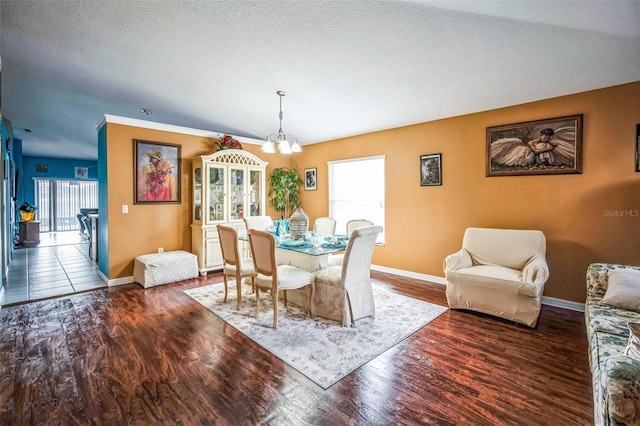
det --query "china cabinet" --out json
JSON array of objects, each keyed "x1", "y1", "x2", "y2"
[{"x1": 191, "y1": 150, "x2": 268, "y2": 275}]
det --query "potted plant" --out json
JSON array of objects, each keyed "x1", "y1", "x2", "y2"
[
  {"x1": 18, "y1": 202, "x2": 38, "y2": 222},
  {"x1": 267, "y1": 167, "x2": 303, "y2": 219}
]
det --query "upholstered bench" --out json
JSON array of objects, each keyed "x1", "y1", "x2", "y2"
[{"x1": 133, "y1": 250, "x2": 198, "y2": 288}]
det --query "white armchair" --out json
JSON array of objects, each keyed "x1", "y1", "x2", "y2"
[{"x1": 443, "y1": 227, "x2": 549, "y2": 327}]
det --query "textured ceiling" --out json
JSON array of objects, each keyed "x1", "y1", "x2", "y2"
[{"x1": 1, "y1": 0, "x2": 639, "y2": 160}]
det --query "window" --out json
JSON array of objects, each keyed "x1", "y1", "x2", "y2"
[
  {"x1": 35, "y1": 179, "x2": 98, "y2": 232},
  {"x1": 328, "y1": 155, "x2": 385, "y2": 243}
]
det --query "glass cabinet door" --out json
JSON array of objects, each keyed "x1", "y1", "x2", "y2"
[
  {"x1": 248, "y1": 169, "x2": 263, "y2": 217},
  {"x1": 208, "y1": 165, "x2": 225, "y2": 223},
  {"x1": 194, "y1": 166, "x2": 202, "y2": 221},
  {"x1": 229, "y1": 167, "x2": 245, "y2": 220}
]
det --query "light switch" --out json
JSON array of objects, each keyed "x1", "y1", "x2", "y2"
[{"x1": 122, "y1": 205, "x2": 128, "y2": 214}]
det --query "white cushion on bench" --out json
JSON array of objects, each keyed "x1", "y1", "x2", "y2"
[{"x1": 134, "y1": 250, "x2": 198, "y2": 288}]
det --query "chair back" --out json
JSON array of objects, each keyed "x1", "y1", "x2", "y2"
[
  {"x1": 248, "y1": 229, "x2": 277, "y2": 278},
  {"x1": 314, "y1": 217, "x2": 336, "y2": 238},
  {"x1": 77, "y1": 214, "x2": 88, "y2": 234},
  {"x1": 462, "y1": 227, "x2": 546, "y2": 271},
  {"x1": 342, "y1": 225, "x2": 383, "y2": 284},
  {"x1": 81, "y1": 215, "x2": 92, "y2": 241},
  {"x1": 244, "y1": 216, "x2": 274, "y2": 231},
  {"x1": 346, "y1": 219, "x2": 374, "y2": 236},
  {"x1": 217, "y1": 225, "x2": 240, "y2": 266}
]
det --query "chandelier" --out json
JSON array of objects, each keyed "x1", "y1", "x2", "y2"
[{"x1": 262, "y1": 90, "x2": 301, "y2": 154}]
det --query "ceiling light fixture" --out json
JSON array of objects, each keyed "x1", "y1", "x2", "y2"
[
  {"x1": 140, "y1": 108, "x2": 152, "y2": 116},
  {"x1": 263, "y1": 90, "x2": 301, "y2": 154}
]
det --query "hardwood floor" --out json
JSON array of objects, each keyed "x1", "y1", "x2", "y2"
[{"x1": 0, "y1": 271, "x2": 593, "y2": 425}]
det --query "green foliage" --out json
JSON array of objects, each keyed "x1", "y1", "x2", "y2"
[{"x1": 267, "y1": 167, "x2": 303, "y2": 218}]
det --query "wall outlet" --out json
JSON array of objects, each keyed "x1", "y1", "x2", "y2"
[
  {"x1": 122, "y1": 204, "x2": 128, "y2": 214},
  {"x1": 158, "y1": 247, "x2": 164, "y2": 253}
]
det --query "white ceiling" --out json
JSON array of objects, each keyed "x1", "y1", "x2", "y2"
[{"x1": 1, "y1": 0, "x2": 638, "y2": 161}]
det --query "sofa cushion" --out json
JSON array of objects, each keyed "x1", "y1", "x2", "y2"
[
  {"x1": 586, "y1": 299, "x2": 640, "y2": 337},
  {"x1": 605, "y1": 356, "x2": 640, "y2": 425},
  {"x1": 451, "y1": 265, "x2": 541, "y2": 298},
  {"x1": 602, "y1": 269, "x2": 640, "y2": 312},
  {"x1": 626, "y1": 322, "x2": 640, "y2": 359}
]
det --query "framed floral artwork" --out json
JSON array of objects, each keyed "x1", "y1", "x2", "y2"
[
  {"x1": 420, "y1": 154, "x2": 442, "y2": 186},
  {"x1": 134, "y1": 140, "x2": 181, "y2": 204},
  {"x1": 486, "y1": 114, "x2": 583, "y2": 176}
]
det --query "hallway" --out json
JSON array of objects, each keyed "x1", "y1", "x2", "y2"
[{"x1": 1, "y1": 231, "x2": 106, "y2": 306}]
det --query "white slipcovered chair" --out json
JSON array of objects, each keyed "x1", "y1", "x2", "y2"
[
  {"x1": 312, "y1": 225, "x2": 383, "y2": 326},
  {"x1": 327, "y1": 219, "x2": 374, "y2": 267},
  {"x1": 313, "y1": 217, "x2": 336, "y2": 239},
  {"x1": 243, "y1": 215, "x2": 274, "y2": 231},
  {"x1": 217, "y1": 225, "x2": 257, "y2": 310},
  {"x1": 248, "y1": 229, "x2": 316, "y2": 329},
  {"x1": 443, "y1": 227, "x2": 549, "y2": 327}
]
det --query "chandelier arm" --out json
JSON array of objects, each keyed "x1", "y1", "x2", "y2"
[{"x1": 263, "y1": 89, "x2": 300, "y2": 155}]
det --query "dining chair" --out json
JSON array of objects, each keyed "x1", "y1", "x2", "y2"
[
  {"x1": 313, "y1": 217, "x2": 336, "y2": 239},
  {"x1": 313, "y1": 225, "x2": 383, "y2": 326},
  {"x1": 248, "y1": 229, "x2": 316, "y2": 329},
  {"x1": 327, "y1": 218, "x2": 375, "y2": 266},
  {"x1": 243, "y1": 216, "x2": 274, "y2": 231},
  {"x1": 346, "y1": 219, "x2": 374, "y2": 235},
  {"x1": 217, "y1": 225, "x2": 257, "y2": 310}
]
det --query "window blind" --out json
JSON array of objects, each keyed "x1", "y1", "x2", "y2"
[{"x1": 328, "y1": 155, "x2": 385, "y2": 243}]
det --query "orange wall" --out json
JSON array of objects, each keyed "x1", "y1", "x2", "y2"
[
  {"x1": 106, "y1": 82, "x2": 639, "y2": 303},
  {"x1": 104, "y1": 125, "x2": 289, "y2": 279}
]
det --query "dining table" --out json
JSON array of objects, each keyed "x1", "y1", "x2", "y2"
[
  {"x1": 240, "y1": 233, "x2": 349, "y2": 272},
  {"x1": 239, "y1": 232, "x2": 350, "y2": 316}
]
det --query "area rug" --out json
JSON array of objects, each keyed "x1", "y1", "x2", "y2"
[{"x1": 184, "y1": 283, "x2": 447, "y2": 389}]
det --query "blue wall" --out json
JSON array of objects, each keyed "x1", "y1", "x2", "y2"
[
  {"x1": 97, "y1": 125, "x2": 108, "y2": 276},
  {"x1": 20, "y1": 156, "x2": 98, "y2": 207}
]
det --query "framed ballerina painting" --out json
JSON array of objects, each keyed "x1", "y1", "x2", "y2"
[
  {"x1": 486, "y1": 114, "x2": 583, "y2": 177},
  {"x1": 636, "y1": 123, "x2": 640, "y2": 172}
]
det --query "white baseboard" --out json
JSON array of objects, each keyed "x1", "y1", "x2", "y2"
[
  {"x1": 541, "y1": 296, "x2": 585, "y2": 312},
  {"x1": 372, "y1": 264, "x2": 446, "y2": 286},
  {"x1": 107, "y1": 274, "x2": 135, "y2": 287},
  {"x1": 371, "y1": 264, "x2": 585, "y2": 312}
]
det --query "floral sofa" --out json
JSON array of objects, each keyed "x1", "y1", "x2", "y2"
[{"x1": 586, "y1": 263, "x2": 640, "y2": 426}]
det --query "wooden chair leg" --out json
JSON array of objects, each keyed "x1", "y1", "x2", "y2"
[
  {"x1": 346, "y1": 291, "x2": 355, "y2": 327},
  {"x1": 222, "y1": 275, "x2": 229, "y2": 303},
  {"x1": 235, "y1": 273, "x2": 242, "y2": 311},
  {"x1": 273, "y1": 290, "x2": 279, "y2": 329},
  {"x1": 255, "y1": 288, "x2": 261, "y2": 319}
]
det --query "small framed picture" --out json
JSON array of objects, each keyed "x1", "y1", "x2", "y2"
[
  {"x1": 636, "y1": 123, "x2": 640, "y2": 172},
  {"x1": 304, "y1": 168, "x2": 317, "y2": 191},
  {"x1": 75, "y1": 167, "x2": 89, "y2": 179},
  {"x1": 420, "y1": 154, "x2": 442, "y2": 186}
]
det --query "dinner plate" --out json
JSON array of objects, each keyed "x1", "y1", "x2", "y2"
[
  {"x1": 280, "y1": 240, "x2": 313, "y2": 248},
  {"x1": 321, "y1": 242, "x2": 347, "y2": 249}
]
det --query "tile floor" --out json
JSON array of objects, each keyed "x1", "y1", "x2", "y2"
[{"x1": 1, "y1": 231, "x2": 106, "y2": 306}]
